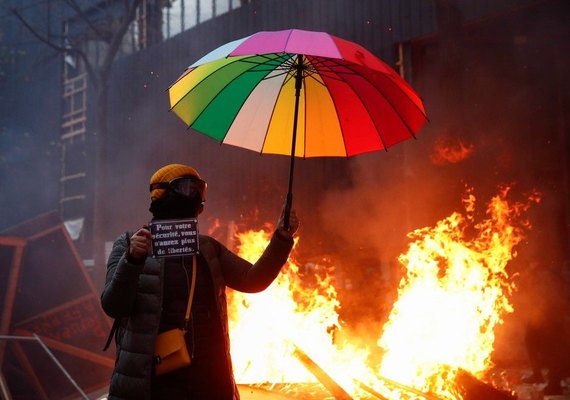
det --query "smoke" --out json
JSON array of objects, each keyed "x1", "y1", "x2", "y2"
[
  {"x1": 315, "y1": 2, "x2": 570, "y2": 367},
  {"x1": 0, "y1": 126, "x2": 60, "y2": 232},
  {"x1": 319, "y1": 150, "x2": 430, "y2": 261}
]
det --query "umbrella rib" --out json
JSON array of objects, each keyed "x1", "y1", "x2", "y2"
[
  {"x1": 258, "y1": 54, "x2": 304, "y2": 156},
  {"x1": 306, "y1": 57, "x2": 360, "y2": 76},
  {"x1": 318, "y1": 66, "x2": 388, "y2": 153},
  {"x1": 340, "y1": 63, "x2": 427, "y2": 141},
  {"x1": 261, "y1": 69, "x2": 293, "y2": 81},
  {"x1": 170, "y1": 54, "x2": 287, "y2": 112},
  {"x1": 239, "y1": 55, "x2": 358, "y2": 84},
  {"x1": 238, "y1": 53, "x2": 293, "y2": 69},
  {"x1": 232, "y1": 54, "x2": 297, "y2": 79},
  {"x1": 169, "y1": 56, "x2": 253, "y2": 111},
  {"x1": 344, "y1": 61, "x2": 427, "y2": 121},
  {"x1": 306, "y1": 55, "x2": 391, "y2": 156},
  {"x1": 309, "y1": 56, "x2": 427, "y2": 139},
  {"x1": 259, "y1": 73, "x2": 288, "y2": 156},
  {"x1": 184, "y1": 64, "x2": 278, "y2": 140},
  {"x1": 372, "y1": 74, "x2": 421, "y2": 140},
  {"x1": 303, "y1": 57, "x2": 362, "y2": 84},
  {"x1": 303, "y1": 57, "x2": 372, "y2": 158},
  {"x1": 253, "y1": 55, "x2": 299, "y2": 156}
]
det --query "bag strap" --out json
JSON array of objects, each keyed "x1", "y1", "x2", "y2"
[
  {"x1": 103, "y1": 319, "x2": 119, "y2": 351},
  {"x1": 183, "y1": 255, "x2": 197, "y2": 332}
]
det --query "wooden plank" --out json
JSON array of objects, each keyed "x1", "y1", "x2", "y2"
[
  {"x1": 292, "y1": 344, "x2": 353, "y2": 400},
  {"x1": 353, "y1": 379, "x2": 390, "y2": 400}
]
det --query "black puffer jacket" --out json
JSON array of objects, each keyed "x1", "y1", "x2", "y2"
[{"x1": 101, "y1": 232, "x2": 293, "y2": 400}]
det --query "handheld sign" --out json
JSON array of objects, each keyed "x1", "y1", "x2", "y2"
[{"x1": 148, "y1": 218, "x2": 199, "y2": 258}]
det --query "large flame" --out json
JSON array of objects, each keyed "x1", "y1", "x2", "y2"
[
  {"x1": 227, "y1": 186, "x2": 539, "y2": 399},
  {"x1": 374, "y1": 186, "x2": 539, "y2": 399},
  {"x1": 228, "y1": 227, "x2": 370, "y2": 395}
]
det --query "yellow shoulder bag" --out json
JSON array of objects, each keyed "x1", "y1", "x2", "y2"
[{"x1": 154, "y1": 256, "x2": 196, "y2": 376}]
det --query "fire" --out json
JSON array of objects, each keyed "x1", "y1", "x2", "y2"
[
  {"x1": 228, "y1": 228, "x2": 314, "y2": 384},
  {"x1": 430, "y1": 138, "x2": 474, "y2": 165},
  {"x1": 228, "y1": 227, "x2": 371, "y2": 394},
  {"x1": 374, "y1": 186, "x2": 539, "y2": 399},
  {"x1": 227, "y1": 186, "x2": 539, "y2": 399}
]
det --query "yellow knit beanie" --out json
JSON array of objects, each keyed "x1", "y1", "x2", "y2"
[{"x1": 149, "y1": 164, "x2": 202, "y2": 201}]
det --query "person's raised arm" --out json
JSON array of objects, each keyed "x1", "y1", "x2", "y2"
[{"x1": 221, "y1": 207, "x2": 299, "y2": 292}]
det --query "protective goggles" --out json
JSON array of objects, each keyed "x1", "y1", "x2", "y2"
[{"x1": 150, "y1": 175, "x2": 207, "y2": 199}]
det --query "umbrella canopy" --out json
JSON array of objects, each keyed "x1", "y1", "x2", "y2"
[
  {"x1": 169, "y1": 29, "x2": 426, "y2": 157},
  {"x1": 168, "y1": 29, "x2": 427, "y2": 226}
]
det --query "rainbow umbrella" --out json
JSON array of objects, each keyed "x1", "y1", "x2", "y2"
[{"x1": 169, "y1": 29, "x2": 427, "y2": 227}]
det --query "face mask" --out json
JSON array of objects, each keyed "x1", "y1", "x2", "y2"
[{"x1": 149, "y1": 191, "x2": 202, "y2": 219}]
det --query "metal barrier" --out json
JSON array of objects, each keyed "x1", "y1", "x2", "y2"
[{"x1": 0, "y1": 333, "x2": 89, "y2": 400}]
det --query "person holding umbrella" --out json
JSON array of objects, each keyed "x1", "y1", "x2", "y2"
[{"x1": 101, "y1": 163, "x2": 299, "y2": 400}]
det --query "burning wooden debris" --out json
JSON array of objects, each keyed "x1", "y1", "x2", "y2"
[
  {"x1": 455, "y1": 369, "x2": 516, "y2": 400},
  {"x1": 293, "y1": 344, "x2": 353, "y2": 400},
  {"x1": 229, "y1": 188, "x2": 540, "y2": 399}
]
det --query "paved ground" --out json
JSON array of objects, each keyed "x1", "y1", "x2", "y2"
[{"x1": 88, "y1": 377, "x2": 570, "y2": 399}]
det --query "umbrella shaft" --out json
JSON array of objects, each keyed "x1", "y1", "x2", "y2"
[{"x1": 285, "y1": 55, "x2": 304, "y2": 230}]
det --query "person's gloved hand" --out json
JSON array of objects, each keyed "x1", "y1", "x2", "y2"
[
  {"x1": 277, "y1": 207, "x2": 299, "y2": 240},
  {"x1": 127, "y1": 227, "x2": 152, "y2": 264}
]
